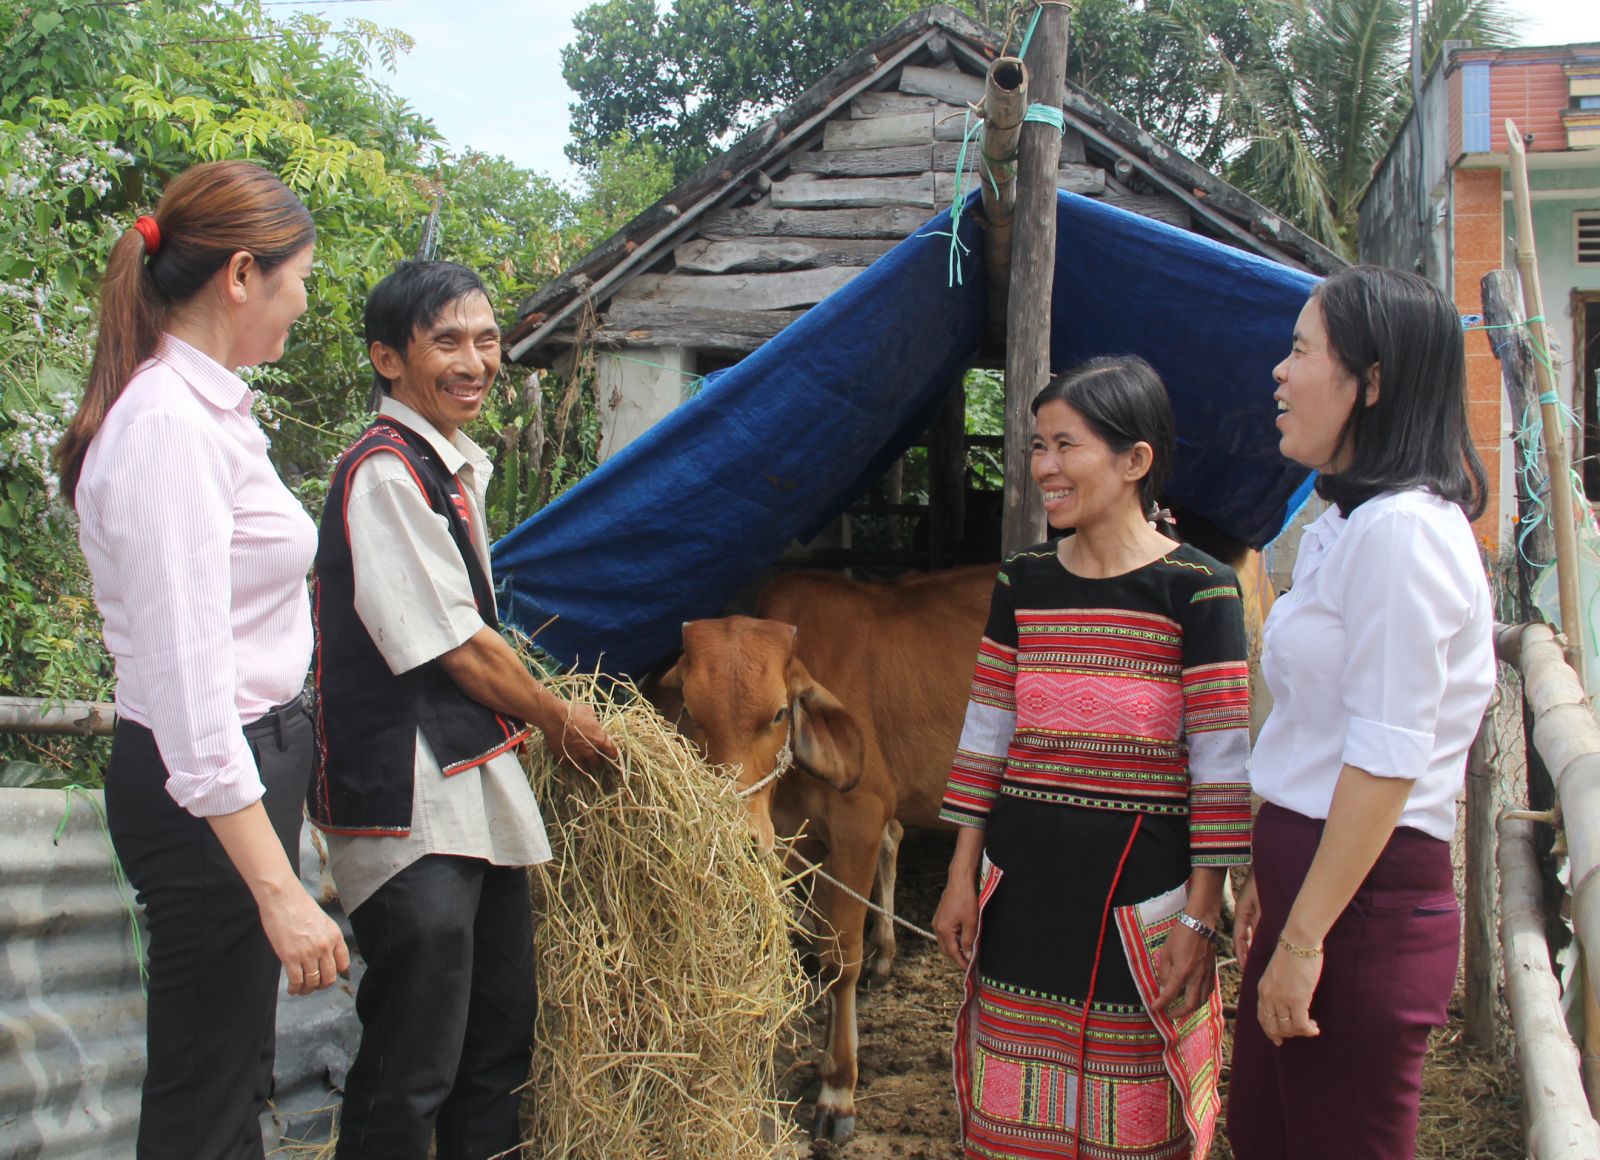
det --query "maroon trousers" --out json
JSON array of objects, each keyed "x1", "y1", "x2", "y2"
[{"x1": 1227, "y1": 802, "x2": 1459, "y2": 1160}]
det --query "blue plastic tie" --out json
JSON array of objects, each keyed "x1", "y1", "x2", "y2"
[{"x1": 1023, "y1": 103, "x2": 1066, "y2": 132}]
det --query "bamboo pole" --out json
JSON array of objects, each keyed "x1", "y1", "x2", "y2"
[
  {"x1": 1502, "y1": 620, "x2": 1600, "y2": 1115},
  {"x1": 1507, "y1": 119, "x2": 1586, "y2": 689},
  {"x1": 0, "y1": 696, "x2": 116, "y2": 736},
  {"x1": 1499, "y1": 815, "x2": 1600, "y2": 1158},
  {"x1": 979, "y1": 55, "x2": 1026, "y2": 344},
  {"x1": 1464, "y1": 707, "x2": 1499, "y2": 1048},
  {"x1": 1001, "y1": 3, "x2": 1068, "y2": 557}
]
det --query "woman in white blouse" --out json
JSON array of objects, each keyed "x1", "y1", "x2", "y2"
[
  {"x1": 1227, "y1": 265, "x2": 1494, "y2": 1159},
  {"x1": 55, "y1": 161, "x2": 347, "y2": 1160}
]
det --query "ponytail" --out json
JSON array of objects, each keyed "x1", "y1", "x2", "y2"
[
  {"x1": 56, "y1": 227, "x2": 168, "y2": 505},
  {"x1": 54, "y1": 161, "x2": 314, "y2": 507}
]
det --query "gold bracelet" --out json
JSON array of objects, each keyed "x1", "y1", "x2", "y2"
[{"x1": 1277, "y1": 934, "x2": 1324, "y2": 958}]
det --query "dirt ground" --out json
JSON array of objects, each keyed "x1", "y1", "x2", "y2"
[{"x1": 781, "y1": 828, "x2": 1525, "y2": 1160}]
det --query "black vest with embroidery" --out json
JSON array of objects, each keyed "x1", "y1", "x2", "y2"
[{"x1": 309, "y1": 419, "x2": 526, "y2": 835}]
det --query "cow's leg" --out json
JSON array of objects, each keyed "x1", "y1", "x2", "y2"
[
  {"x1": 810, "y1": 824, "x2": 880, "y2": 1143},
  {"x1": 866, "y1": 818, "x2": 903, "y2": 985}
]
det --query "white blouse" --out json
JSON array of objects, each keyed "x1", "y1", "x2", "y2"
[{"x1": 1250, "y1": 489, "x2": 1494, "y2": 842}]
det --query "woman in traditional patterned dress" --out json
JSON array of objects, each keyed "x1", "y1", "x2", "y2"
[{"x1": 933, "y1": 356, "x2": 1252, "y2": 1160}]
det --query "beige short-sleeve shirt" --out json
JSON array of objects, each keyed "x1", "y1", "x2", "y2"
[{"x1": 326, "y1": 397, "x2": 550, "y2": 915}]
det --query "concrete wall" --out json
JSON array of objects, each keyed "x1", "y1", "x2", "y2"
[
  {"x1": 1453, "y1": 166, "x2": 1512, "y2": 546},
  {"x1": 1360, "y1": 52, "x2": 1454, "y2": 280},
  {"x1": 1527, "y1": 167, "x2": 1600, "y2": 410},
  {"x1": 596, "y1": 348, "x2": 697, "y2": 463},
  {"x1": 595, "y1": 345, "x2": 700, "y2": 464}
]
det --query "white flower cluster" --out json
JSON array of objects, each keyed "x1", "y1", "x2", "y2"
[
  {"x1": 55, "y1": 157, "x2": 113, "y2": 199},
  {"x1": 1, "y1": 405, "x2": 67, "y2": 501}
]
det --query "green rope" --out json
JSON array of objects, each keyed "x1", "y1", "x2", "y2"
[
  {"x1": 55, "y1": 784, "x2": 148, "y2": 996},
  {"x1": 917, "y1": 106, "x2": 979, "y2": 288},
  {"x1": 1023, "y1": 103, "x2": 1066, "y2": 132},
  {"x1": 1018, "y1": 4, "x2": 1043, "y2": 59},
  {"x1": 602, "y1": 353, "x2": 710, "y2": 397}
]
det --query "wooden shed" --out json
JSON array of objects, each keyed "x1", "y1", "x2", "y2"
[
  {"x1": 508, "y1": 4, "x2": 1341, "y2": 465},
  {"x1": 490, "y1": 7, "x2": 1340, "y2": 673}
]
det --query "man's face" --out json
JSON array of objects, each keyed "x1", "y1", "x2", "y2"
[{"x1": 372, "y1": 291, "x2": 501, "y2": 438}]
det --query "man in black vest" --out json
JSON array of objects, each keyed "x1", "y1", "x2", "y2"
[{"x1": 311, "y1": 260, "x2": 617, "y2": 1160}]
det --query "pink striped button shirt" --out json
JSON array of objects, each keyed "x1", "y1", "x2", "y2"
[{"x1": 76, "y1": 335, "x2": 316, "y2": 816}]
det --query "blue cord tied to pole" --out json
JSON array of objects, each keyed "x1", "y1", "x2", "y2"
[{"x1": 922, "y1": 1, "x2": 1070, "y2": 289}]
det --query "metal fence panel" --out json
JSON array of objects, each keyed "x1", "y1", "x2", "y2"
[{"x1": 0, "y1": 787, "x2": 361, "y2": 1158}]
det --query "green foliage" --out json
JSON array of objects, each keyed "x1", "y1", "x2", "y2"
[
  {"x1": 0, "y1": 0, "x2": 674, "y2": 781},
  {"x1": 563, "y1": 0, "x2": 928, "y2": 176},
  {"x1": 1217, "y1": 0, "x2": 1516, "y2": 253}
]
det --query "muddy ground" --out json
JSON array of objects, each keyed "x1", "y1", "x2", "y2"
[{"x1": 781, "y1": 828, "x2": 1524, "y2": 1160}]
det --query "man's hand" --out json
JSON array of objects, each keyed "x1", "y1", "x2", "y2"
[
  {"x1": 540, "y1": 700, "x2": 619, "y2": 771},
  {"x1": 439, "y1": 627, "x2": 618, "y2": 771}
]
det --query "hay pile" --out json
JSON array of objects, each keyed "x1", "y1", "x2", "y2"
[{"x1": 520, "y1": 673, "x2": 813, "y2": 1158}]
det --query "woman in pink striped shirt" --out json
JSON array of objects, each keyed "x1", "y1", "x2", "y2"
[{"x1": 56, "y1": 160, "x2": 348, "y2": 1160}]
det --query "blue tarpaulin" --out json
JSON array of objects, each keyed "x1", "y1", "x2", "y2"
[{"x1": 493, "y1": 190, "x2": 1318, "y2": 675}]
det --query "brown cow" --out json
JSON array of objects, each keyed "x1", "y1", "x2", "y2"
[{"x1": 660, "y1": 552, "x2": 1274, "y2": 1142}]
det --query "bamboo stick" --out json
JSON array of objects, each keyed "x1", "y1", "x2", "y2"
[
  {"x1": 1464, "y1": 707, "x2": 1499, "y2": 1048},
  {"x1": 979, "y1": 55, "x2": 1026, "y2": 343},
  {"x1": 1507, "y1": 119, "x2": 1587, "y2": 689},
  {"x1": 1499, "y1": 816, "x2": 1600, "y2": 1158},
  {"x1": 0, "y1": 696, "x2": 116, "y2": 736},
  {"x1": 1504, "y1": 619, "x2": 1600, "y2": 1119},
  {"x1": 1002, "y1": 3, "x2": 1068, "y2": 557}
]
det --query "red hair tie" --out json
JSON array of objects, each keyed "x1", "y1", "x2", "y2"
[{"x1": 132, "y1": 215, "x2": 161, "y2": 256}]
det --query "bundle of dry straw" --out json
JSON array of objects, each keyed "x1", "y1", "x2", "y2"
[{"x1": 519, "y1": 672, "x2": 812, "y2": 1158}]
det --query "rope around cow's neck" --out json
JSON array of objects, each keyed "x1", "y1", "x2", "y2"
[
  {"x1": 734, "y1": 726, "x2": 793, "y2": 798},
  {"x1": 725, "y1": 726, "x2": 938, "y2": 943}
]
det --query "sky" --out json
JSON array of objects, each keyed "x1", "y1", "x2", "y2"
[{"x1": 281, "y1": 0, "x2": 1600, "y2": 191}]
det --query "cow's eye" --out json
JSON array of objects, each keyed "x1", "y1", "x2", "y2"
[{"x1": 772, "y1": 706, "x2": 789, "y2": 728}]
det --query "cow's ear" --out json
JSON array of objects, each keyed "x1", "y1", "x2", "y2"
[
  {"x1": 788, "y1": 658, "x2": 864, "y2": 792},
  {"x1": 642, "y1": 659, "x2": 686, "y2": 728}
]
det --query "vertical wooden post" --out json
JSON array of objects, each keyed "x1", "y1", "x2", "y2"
[
  {"x1": 1463, "y1": 707, "x2": 1498, "y2": 1048},
  {"x1": 1001, "y1": 3, "x2": 1068, "y2": 558},
  {"x1": 1483, "y1": 269, "x2": 1557, "y2": 621},
  {"x1": 927, "y1": 383, "x2": 967, "y2": 569},
  {"x1": 1482, "y1": 269, "x2": 1560, "y2": 829},
  {"x1": 1507, "y1": 119, "x2": 1587, "y2": 690}
]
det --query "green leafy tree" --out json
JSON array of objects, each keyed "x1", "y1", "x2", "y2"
[
  {"x1": 0, "y1": 0, "x2": 655, "y2": 779},
  {"x1": 562, "y1": 0, "x2": 927, "y2": 176},
  {"x1": 1217, "y1": 0, "x2": 1515, "y2": 253}
]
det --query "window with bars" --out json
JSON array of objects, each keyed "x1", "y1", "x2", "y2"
[{"x1": 1580, "y1": 211, "x2": 1600, "y2": 266}]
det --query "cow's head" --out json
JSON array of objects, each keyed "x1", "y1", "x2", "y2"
[{"x1": 656, "y1": 616, "x2": 864, "y2": 852}]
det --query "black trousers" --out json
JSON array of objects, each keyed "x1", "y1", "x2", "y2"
[
  {"x1": 336, "y1": 855, "x2": 537, "y2": 1160},
  {"x1": 104, "y1": 700, "x2": 310, "y2": 1160}
]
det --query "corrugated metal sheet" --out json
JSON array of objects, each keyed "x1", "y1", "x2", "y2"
[{"x1": 0, "y1": 787, "x2": 362, "y2": 1158}]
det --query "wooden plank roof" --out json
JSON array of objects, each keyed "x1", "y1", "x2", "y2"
[{"x1": 508, "y1": 5, "x2": 1342, "y2": 364}]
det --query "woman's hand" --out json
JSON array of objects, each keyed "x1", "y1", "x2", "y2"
[
  {"x1": 206, "y1": 801, "x2": 348, "y2": 996},
  {"x1": 933, "y1": 876, "x2": 979, "y2": 969},
  {"x1": 1233, "y1": 870, "x2": 1260, "y2": 962},
  {"x1": 1154, "y1": 923, "x2": 1217, "y2": 1018},
  {"x1": 258, "y1": 885, "x2": 350, "y2": 996},
  {"x1": 1255, "y1": 941, "x2": 1323, "y2": 1044}
]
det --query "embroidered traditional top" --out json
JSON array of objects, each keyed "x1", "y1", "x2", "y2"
[{"x1": 939, "y1": 541, "x2": 1252, "y2": 866}]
